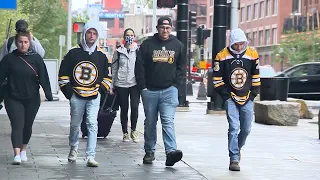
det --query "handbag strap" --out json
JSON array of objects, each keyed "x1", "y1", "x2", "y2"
[{"x1": 19, "y1": 56, "x2": 38, "y2": 77}]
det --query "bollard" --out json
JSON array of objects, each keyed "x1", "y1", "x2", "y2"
[{"x1": 197, "y1": 78, "x2": 207, "y2": 100}]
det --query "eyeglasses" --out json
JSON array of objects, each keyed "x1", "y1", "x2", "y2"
[{"x1": 158, "y1": 26, "x2": 172, "y2": 31}]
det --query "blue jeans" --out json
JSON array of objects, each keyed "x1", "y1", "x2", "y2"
[
  {"x1": 69, "y1": 93, "x2": 100, "y2": 158},
  {"x1": 141, "y1": 86, "x2": 179, "y2": 154},
  {"x1": 225, "y1": 99, "x2": 254, "y2": 162}
]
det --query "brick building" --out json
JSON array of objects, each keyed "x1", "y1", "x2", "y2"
[{"x1": 100, "y1": 0, "x2": 124, "y2": 54}]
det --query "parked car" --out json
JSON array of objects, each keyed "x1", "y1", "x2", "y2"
[{"x1": 276, "y1": 62, "x2": 320, "y2": 100}]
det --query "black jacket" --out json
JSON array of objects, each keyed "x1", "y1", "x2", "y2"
[
  {"x1": 58, "y1": 44, "x2": 112, "y2": 100},
  {"x1": 135, "y1": 34, "x2": 186, "y2": 90},
  {"x1": 0, "y1": 49, "x2": 52, "y2": 100}
]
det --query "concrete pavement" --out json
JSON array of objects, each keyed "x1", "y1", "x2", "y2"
[{"x1": 0, "y1": 91, "x2": 319, "y2": 179}]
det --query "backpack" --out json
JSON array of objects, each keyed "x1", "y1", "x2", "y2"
[{"x1": 7, "y1": 37, "x2": 14, "y2": 53}]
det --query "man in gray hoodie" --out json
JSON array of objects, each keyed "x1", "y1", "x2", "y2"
[
  {"x1": 59, "y1": 21, "x2": 112, "y2": 167},
  {"x1": 213, "y1": 28, "x2": 260, "y2": 171}
]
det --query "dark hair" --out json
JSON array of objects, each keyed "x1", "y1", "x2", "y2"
[
  {"x1": 123, "y1": 28, "x2": 135, "y2": 39},
  {"x1": 15, "y1": 19, "x2": 28, "y2": 33},
  {"x1": 15, "y1": 31, "x2": 31, "y2": 44}
]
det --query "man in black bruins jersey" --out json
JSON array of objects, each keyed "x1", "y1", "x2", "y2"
[
  {"x1": 58, "y1": 22, "x2": 112, "y2": 167},
  {"x1": 213, "y1": 28, "x2": 260, "y2": 171}
]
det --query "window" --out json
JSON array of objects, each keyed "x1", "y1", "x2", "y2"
[
  {"x1": 119, "y1": 19, "x2": 124, "y2": 28},
  {"x1": 106, "y1": 19, "x2": 114, "y2": 28},
  {"x1": 308, "y1": 64, "x2": 320, "y2": 75},
  {"x1": 246, "y1": 32, "x2": 251, "y2": 42},
  {"x1": 253, "y1": 3, "x2": 258, "y2": 19},
  {"x1": 260, "y1": 1, "x2": 264, "y2": 18},
  {"x1": 292, "y1": 0, "x2": 300, "y2": 13},
  {"x1": 266, "y1": 0, "x2": 271, "y2": 16},
  {"x1": 287, "y1": 65, "x2": 310, "y2": 77},
  {"x1": 209, "y1": 15, "x2": 213, "y2": 28},
  {"x1": 200, "y1": 5, "x2": 206, "y2": 16},
  {"x1": 253, "y1": 31, "x2": 257, "y2": 46},
  {"x1": 259, "y1": 30, "x2": 264, "y2": 45},
  {"x1": 272, "y1": 28, "x2": 277, "y2": 44},
  {"x1": 190, "y1": 4, "x2": 197, "y2": 12},
  {"x1": 273, "y1": 0, "x2": 278, "y2": 15},
  {"x1": 265, "y1": 29, "x2": 270, "y2": 45},
  {"x1": 264, "y1": 54, "x2": 270, "y2": 65},
  {"x1": 210, "y1": 0, "x2": 213, "y2": 7},
  {"x1": 247, "y1": 5, "x2": 252, "y2": 21},
  {"x1": 241, "y1": 7, "x2": 245, "y2": 22}
]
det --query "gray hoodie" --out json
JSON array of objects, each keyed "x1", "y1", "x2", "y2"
[
  {"x1": 229, "y1": 28, "x2": 249, "y2": 54},
  {"x1": 112, "y1": 43, "x2": 139, "y2": 88}
]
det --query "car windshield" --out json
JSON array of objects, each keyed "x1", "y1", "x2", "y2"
[{"x1": 260, "y1": 66, "x2": 276, "y2": 77}]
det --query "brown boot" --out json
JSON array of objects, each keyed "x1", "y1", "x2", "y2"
[{"x1": 229, "y1": 161, "x2": 240, "y2": 171}]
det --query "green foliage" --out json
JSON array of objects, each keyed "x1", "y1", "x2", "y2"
[
  {"x1": 272, "y1": 30, "x2": 320, "y2": 66},
  {"x1": 0, "y1": 0, "x2": 89, "y2": 59}
]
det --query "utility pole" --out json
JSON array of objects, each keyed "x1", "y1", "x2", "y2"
[
  {"x1": 67, "y1": 0, "x2": 72, "y2": 51},
  {"x1": 152, "y1": 0, "x2": 157, "y2": 34},
  {"x1": 176, "y1": 0, "x2": 189, "y2": 107},
  {"x1": 230, "y1": 0, "x2": 239, "y2": 30},
  {"x1": 207, "y1": 0, "x2": 227, "y2": 112}
]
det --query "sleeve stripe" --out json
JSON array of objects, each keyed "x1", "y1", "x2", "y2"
[
  {"x1": 252, "y1": 82, "x2": 261, "y2": 86},
  {"x1": 214, "y1": 82, "x2": 225, "y2": 88}
]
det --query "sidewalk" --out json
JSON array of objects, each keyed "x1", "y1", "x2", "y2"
[
  {"x1": 0, "y1": 102, "x2": 206, "y2": 180},
  {"x1": 0, "y1": 100, "x2": 320, "y2": 180}
]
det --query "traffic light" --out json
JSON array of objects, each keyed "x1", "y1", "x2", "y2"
[
  {"x1": 73, "y1": 22, "x2": 85, "y2": 33},
  {"x1": 157, "y1": 0, "x2": 177, "y2": 8},
  {"x1": 189, "y1": 11, "x2": 197, "y2": 28},
  {"x1": 196, "y1": 27, "x2": 211, "y2": 45},
  {"x1": 196, "y1": 26, "x2": 203, "y2": 46},
  {"x1": 203, "y1": 29, "x2": 211, "y2": 39}
]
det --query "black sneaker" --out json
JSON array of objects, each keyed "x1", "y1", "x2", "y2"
[
  {"x1": 143, "y1": 152, "x2": 155, "y2": 164},
  {"x1": 165, "y1": 150, "x2": 183, "y2": 166}
]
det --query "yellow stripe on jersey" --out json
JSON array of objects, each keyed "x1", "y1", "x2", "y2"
[{"x1": 215, "y1": 48, "x2": 232, "y2": 61}]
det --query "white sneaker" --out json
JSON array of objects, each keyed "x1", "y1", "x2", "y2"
[
  {"x1": 86, "y1": 157, "x2": 99, "y2": 167},
  {"x1": 130, "y1": 130, "x2": 140, "y2": 143},
  {"x1": 20, "y1": 151, "x2": 27, "y2": 162},
  {"x1": 68, "y1": 148, "x2": 78, "y2": 162},
  {"x1": 12, "y1": 155, "x2": 21, "y2": 165}
]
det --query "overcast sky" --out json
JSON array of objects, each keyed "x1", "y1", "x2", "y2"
[{"x1": 72, "y1": 0, "x2": 96, "y2": 11}]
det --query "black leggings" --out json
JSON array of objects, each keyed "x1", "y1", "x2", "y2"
[
  {"x1": 116, "y1": 85, "x2": 140, "y2": 133},
  {"x1": 4, "y1": 94, "x2": 40, "y2": 148}
]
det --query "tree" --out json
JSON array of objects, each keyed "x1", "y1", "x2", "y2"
[{"x1": 272, "y1": 30, "x2": 320, "y2": 66}]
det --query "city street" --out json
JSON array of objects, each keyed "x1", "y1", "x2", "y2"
[{"x1": 0, "y1": 86, "x2": 319, "y2": 180}]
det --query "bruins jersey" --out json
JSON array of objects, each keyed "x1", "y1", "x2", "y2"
[
  {"x1": 58, "y1": 44, "x2": 112, "y2": 100},
  {"x1": 212, "y1": 47, "x2": 260, "y2": 106}
]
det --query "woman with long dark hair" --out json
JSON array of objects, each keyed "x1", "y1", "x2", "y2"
[
  {"x1": 112, "y1": 28, "x2": 140, "y2": 143},
  {"x1": 0, "y1": 31, "x2": 53, "y2": 165}
]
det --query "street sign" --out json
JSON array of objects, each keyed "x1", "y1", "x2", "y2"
[
  {"x1": 59, "y1": 35, "x2": 66, "y2": 47},
  {"x1": 199, "y1": 61, "x2": 207, "y2": 69},
  {"x1": 0, "y1": 0, "x2": 17, "y2": 9}
]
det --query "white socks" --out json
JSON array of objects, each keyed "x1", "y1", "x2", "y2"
[{"x1": 20, "y1": 151, "x2": 27, "y2": 162}]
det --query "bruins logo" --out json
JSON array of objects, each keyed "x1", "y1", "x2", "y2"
[
  {"x1": 73, "y1": 61, "x2": 98, "y2": 86},
  {"x1": 213, "y1": 62, "x2": 220, "y2": 71},
  {"x1": 230, "y1": 68, "x2": 248, "y2": 90},
  {"x1": 168, "y1": 57, "x2": 174, "y2": 64}
]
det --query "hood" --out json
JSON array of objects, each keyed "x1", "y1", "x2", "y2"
[
  {"x1": 229, "y1": 28, "x2": 248, "y2": 54},
  {"x1": 153, "y1": 33, "x2": 176, "y2": 42},
  {"x1": 80, "y1": 22, "x2": 100, "y2": 55}
]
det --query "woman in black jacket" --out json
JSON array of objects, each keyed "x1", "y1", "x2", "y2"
[{"x1": 0, "y1": 31, "x2": 53, "y2": 165}]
